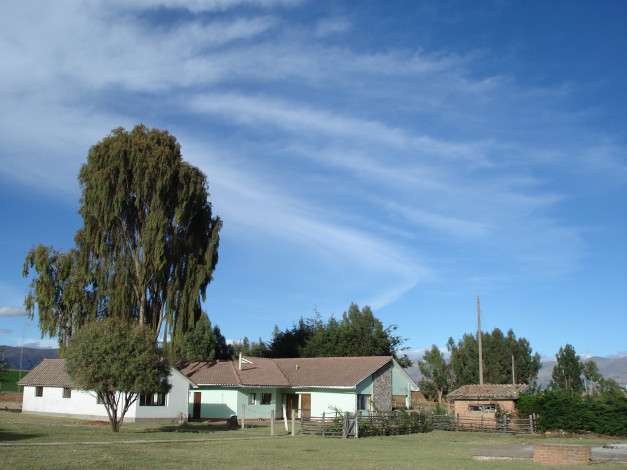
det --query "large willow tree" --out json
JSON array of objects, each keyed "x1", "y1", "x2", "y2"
[{"x1": 24, "y1": 124, "x2": 221, "y2": 346}]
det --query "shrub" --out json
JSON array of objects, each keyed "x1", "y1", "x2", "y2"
[{"x1": 516, "y1": 390, "x2": 627, "y2": 436}]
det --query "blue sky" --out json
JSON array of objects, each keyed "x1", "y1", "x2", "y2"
[{"x1": 1, "y1": 0, "x2": 625, "y2": 361}]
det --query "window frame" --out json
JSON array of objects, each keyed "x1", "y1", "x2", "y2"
[
  {"x1": 248, "y1": 392, "x2": 256, "y2": 405},
  {"x1": 468, "y1": 403, "x2": 496, "y2": 413},
  {"x1": 35, "y1": 386, "x2": 43, "y2": 397},
  {"x1": 357, "y1": 394, "x2": 371, "y2": 410},
  {"x1": 139, "y1": 392, "x2": 167, "y2": 407},
  {"x1": 261, "y1": 393, "x2": 272, "y2": 405},
  {"x1": 62, "y1": 387, "x2": 72, "y2": 399}
]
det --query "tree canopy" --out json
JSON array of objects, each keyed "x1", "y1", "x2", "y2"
[
  {"x1": 447, "y1": 328, "x2": 541, "y2": 388},
  {"x1": 23, "y1": 125, "x2": 221, "y2": 348},
  {"x1": 65, "y1": 319, "x2": 171, "y2": 432},
  {"x1": 23, "y1": 246, "x2": 96, "y2": 352},
  {"x1": 264, "y1": 303, "x2": 411, "y2": 366},
  {"x1": 550, "y1": 343, "x2": 584, "y2": 392},
  {"x1": 175, "y1": 311, "x2": 232, "y2": 361},
  {"x1": 417, "y1": 345, "x2": 452, "y2": 404}
]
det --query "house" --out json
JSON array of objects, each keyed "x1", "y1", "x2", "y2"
[
  {"x1": 17, "y1": 359, "x2": 194, "y2": 423},
  {"x1": 447, "y1": 384, "x2": 528, "y2": 421},
  {"x1": 177, "y1": 355, "x2": 418, "y2": 421}
]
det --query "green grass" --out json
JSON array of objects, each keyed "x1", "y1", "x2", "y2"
[
  {"x1": 0, "y1": 370, "x2": 28, "y2": 393},
  {"x1": 0, "y1": 411, "x2": 619, "y2": 469}
]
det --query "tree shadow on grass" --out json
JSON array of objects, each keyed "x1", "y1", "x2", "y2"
[
  {"x1": 146, "y1": 420, "x2": 270, "y2": 435},
  {"x1": 0, "y1": 429, "x2": 43, "y2": 442}
]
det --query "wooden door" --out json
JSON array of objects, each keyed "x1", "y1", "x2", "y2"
[
  {"x1": 300, "y1": 393, "x2": 311, "y2": 420},
  {"x1": 284, "y1": 393, "x2": 299, "y2": 418},
  {"x1": 193, "y1": 392, "x2": 201, "y2": 420}
]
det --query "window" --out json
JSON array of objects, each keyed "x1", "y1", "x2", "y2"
[
  {"x1": 248, "y1": 393, "x2": 256, "y2": 405},
  {"x1": 468, "y1": 404, "x2": 496, "y2": 413},
  {"x1": 261, "y1": 393, "x2": 272, "y2": 405},
  {"x1": 357, "y1": 394, "x2": 371, "y2": 410},
  {"x1": 35, "y1": 386, "x2": 43, "y2": 397},
  {"x1": 139, "y1": 393, "x2": 167, "y2": 406},
  {"x1": 63, "y1": 388, "x2": 72, "y2": 398}
]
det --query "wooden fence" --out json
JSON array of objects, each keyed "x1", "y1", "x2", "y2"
[
  {"x1": 294, "y1": 410, "x2": 537, "y2": 438},
  {"x1": 431, "y1": 413, "x2": 538, "y2": 434},
  {"x1": 299, "y1": 412, "x2": 344, "y2": 438}
]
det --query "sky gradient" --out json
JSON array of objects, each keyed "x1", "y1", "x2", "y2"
[{"x1": 1, "y1": 0, "x2": 625, "y2": 361}]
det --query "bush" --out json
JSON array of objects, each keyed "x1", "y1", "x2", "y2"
[{"x1": 516, "y1": 390, "x2": 627, "y2": 436}]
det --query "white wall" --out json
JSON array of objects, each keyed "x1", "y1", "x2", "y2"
[
  {"x1": 131, "y1": 369, "x2": 191, "y2": 422},
  {"x1": 22, "y1": 368, "x2": 191, "y2": 423},
  {"x1": 22, "y1": 385, "x2": 109, "y2": 420}
]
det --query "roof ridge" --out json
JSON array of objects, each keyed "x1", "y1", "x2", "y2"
[{"x1": 229, "y1": 360, "x2": 242, "y2": 385}]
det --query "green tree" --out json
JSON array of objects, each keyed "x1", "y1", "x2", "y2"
[
  {"x1": 25, "y1": 125, "x2": 222, "y2": 346},
  {"x1": 417, "y1": 345, "x2": 452, "y2": 404},
  {"x1": 231, "y1": 337, "x2": 251, "y2": 357},
  {"x1": 267, "y1": 317, "x2": 319, "y2": 358},
  {"x1": 447, "y1": 328, "x2": 541, "y2": 388},
  {"x1": 269, "y1": 304, "x2": 411, "y2": 366},
  {"x1": 249, "y1": 337, "x2": 269, "y2": 358},
  {"x1": 212, "y1": 325, "x2": 233, "y2": 360},
  {"x1": 550, "y1": 344, "x2": 584, "y2": 392},
  {"x1": 582, "y1": 360, "x2": 602, "y2": 395},
  {"x1": 176, "y1": 312, "x2": 218, "y2": 361},
  {"x1": 23, "y1": 246, "x2": 97, "y2": 351},
  {"x1": 65, "y1": 319, "x2": 171, "y2": 432}
]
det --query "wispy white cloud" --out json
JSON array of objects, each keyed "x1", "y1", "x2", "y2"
[
  {"x1": 315, "y1": 17, "x2": 351, "y2": 37},
  {"x1": 0, "y1": 329, "x2": 12, "y2": 334},
  {"x1": 0, "y1": 0, "x2": 623, "y2": 323},
  {"x1": 0, "y1": 307, "x2": 26, "y2": 317}
]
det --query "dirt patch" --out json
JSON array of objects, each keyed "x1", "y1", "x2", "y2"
[{"x1": 83, "y1": 420, "x2": 109, "y2": 426}]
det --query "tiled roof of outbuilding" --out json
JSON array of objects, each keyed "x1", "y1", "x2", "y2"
[
  {"x1": 447, "y1": 384, "x2": 528, "y2": 400},
  {"x1": 17, "y1": 359, "x2": 76, "y2": 388}
]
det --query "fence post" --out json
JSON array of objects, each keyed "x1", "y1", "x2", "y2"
[
  {"x1": 322, "y1": 412, "x2": 325, "y2": 437},
  {"x1": 456, "y1": 413, "x2": 460, "y2": 431},
  {"x1": 282, "y1": 404, "x2": 288, "y2": 431},
  {"x1": 300, "y1": 411, "x2": 304, "y2": 435},
  {"x1": 271, "y1": 409, "x2": 275, "y2": 436},
  {"x1": 355, "y1": 411, "x2": 359, "y2": 439},
  {"x1": 291, "y1": 409, "x2": 296, "y2": 436},
  {"x1": 241, "y1": 404, "x2": 245, "y2": 429}
]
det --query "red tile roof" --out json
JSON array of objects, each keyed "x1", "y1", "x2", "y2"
[
  {"x1": 177, "y1": 356, "x2": 394, "y2": 389},
  {"x1": 17, "y1": 359, "x2": 76, "y2": 388},
  {"x1": 275, "y1": 356, "x2": 393, "y2": 388},
  {"x1": 447, "y1": 384, "x2": 528, "y2": 400}
]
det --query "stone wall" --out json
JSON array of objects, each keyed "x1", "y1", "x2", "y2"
[{"x1": 371, "y1": 363, "x2": 392, "y2": 412}]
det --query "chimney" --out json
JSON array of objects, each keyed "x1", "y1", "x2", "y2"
[{"x1": 239, "y1": 352, "x2": 242, "y2": 370}]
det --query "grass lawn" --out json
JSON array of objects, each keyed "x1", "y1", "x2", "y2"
[
  {"x1": 0, "y1": 370, "x2": 28, "y2": 393},
  {"x1": 0, "y1": 411, "x2": 619, "y2": 469}
]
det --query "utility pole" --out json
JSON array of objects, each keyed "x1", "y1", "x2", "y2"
[
  {"x1": 512, "y1": 355, "x2": 515, "y2": 385},
  {"x1": 477, "y1": 295, "x2": 483, "y2": 385}
]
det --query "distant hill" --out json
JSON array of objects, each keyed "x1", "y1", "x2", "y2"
[
  {"x1": 0, "y1": 345, "x2": 59, "y2": 370},
  {"x1": 406, "y1": 356, "x2": 627, "y2": 389}
]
